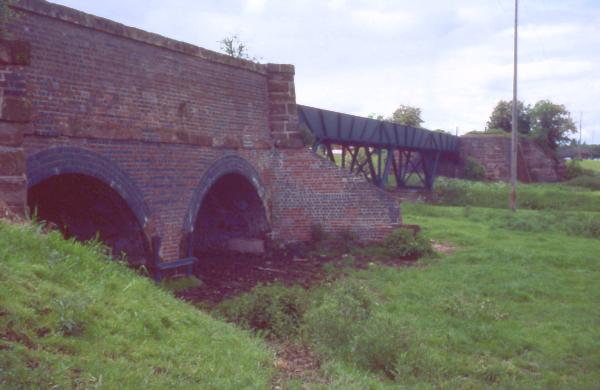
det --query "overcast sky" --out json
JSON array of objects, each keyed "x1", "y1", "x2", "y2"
[{"x1": 52, "y1": 0, "x2": 600, "y2": 142}]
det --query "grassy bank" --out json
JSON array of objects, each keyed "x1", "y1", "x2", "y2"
[
  {"x1": 0, "y1": 222, "x2": 272, "y2": 389},
  {"x1": 216, "y1": 197, "x2": 600, "y2": 388}
]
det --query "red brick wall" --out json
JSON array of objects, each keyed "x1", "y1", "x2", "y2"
[
  {"x1": 6, "y1": 0, "x2": 400, "y2": 261},
  {"x1": 459, "y1": 135, "x2": 561, "y2": 182},
  {"x1": 0, "y1": 38, "x2": 31, "y2": 216}
]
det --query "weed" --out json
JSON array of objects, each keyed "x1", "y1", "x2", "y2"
[
  {"x1": 564, "y1": 174, "x2": 600, "y2": 190},
  {"x1": 215, "y1": 283, "x2": 309, "y2": 339},
  {"x1": 159, "y1": 275, "x2": 201, "y2": 293},
  {"x1": 563, "y1": 159, "x2": 589, "y2": 179},
  {"x1": 53, "y1": 295, "x2": 89, "y2": 336},
  {"x1": 310, "y1": 223, "x2": 329, "y2": 244},
  {"x1": 382, "y1": 228, "x2": 434, "y2": 258},
  {"x1": 464, "y1": 157, "x2": 486, "y2": 181}
]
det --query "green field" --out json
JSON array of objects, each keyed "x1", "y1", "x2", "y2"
[
  {"x1": 580, "y1": 159, "x2": 600, "y2": 173},
  {"x1": 2, "y1": 178, "x2": 600, "y2": 388}
]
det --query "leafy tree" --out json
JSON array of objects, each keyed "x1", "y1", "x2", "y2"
[
  {"x1": 486, "y1": 100, "x2": 531, "y2": 134},
  {"x1": 219, "y1": 34, "x2": 256, "y2": 61},
  {"x1": 390, "y1": 105, "x2": 423, "y2": 128},
  {"x1": 367, "y1": 113, "x2": 384, "y2": 121},
  {"x1": 530, "y1": 100, "x2": 576, "y2": 150}
]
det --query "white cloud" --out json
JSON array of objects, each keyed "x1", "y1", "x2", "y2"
[{"x1": 244, "y1": 0, "x2": 267, "y2": 14}]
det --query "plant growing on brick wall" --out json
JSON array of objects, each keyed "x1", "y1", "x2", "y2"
[
  {"x1": 219, "y1": 34, "x2": 258, "y2": 61},
  {"x1": 464, "y1": 157, "x2": 486, "y2": 181}
]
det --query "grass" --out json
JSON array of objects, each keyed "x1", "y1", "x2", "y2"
[
  {"x1": 433, "y1": 177, "x2": 600, "y2": 210},
  {"x1": 213, "y1": 179, "x2": 600, "y2": 388},
  {"x1": 4, "y1": 178, "x2": 600, "y2": 388},
  {"x1": 301, "y1": 203, "x2": 600, "y2": 388},
  {"x1": 0, "y1": 222, "x2": 272, "y2": 389},
  {"x1": 580, "y1": 159, "x2": 600, "y2": 173}
]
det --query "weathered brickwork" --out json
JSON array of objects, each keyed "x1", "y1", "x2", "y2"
[
  {"x1": 1, "y1": 0, "x2": 400, "y2": 262},
  {"x1": 0, "y1": 38, "x2": 31, "y2": 216},
  {"x1": 459, "y1": 135, "x2": 561, "y2": 182}
]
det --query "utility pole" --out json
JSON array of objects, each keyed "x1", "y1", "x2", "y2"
[
  {"x1": 579, "y1": 112, "x2": 582, "y2": 145},
  {"x1": 510, "y1": 0, "x2": 518, "y2": 212}
]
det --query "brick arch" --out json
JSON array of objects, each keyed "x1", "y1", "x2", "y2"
[
  {"x1": 182, "y1": 155, "x2": 270, "y2": 256},
  {"x1": 26, "y1": 147, "x2": 151, "y2": 230}
]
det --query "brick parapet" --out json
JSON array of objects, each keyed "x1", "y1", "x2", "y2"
[{"x1": 11, "y1": 0, "x2": 267, "y2": 75}]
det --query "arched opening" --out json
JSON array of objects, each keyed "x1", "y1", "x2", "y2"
[
  {"x1": 27, "y1": 173, "x2": 150, "y2": 266},
  {"x1": 191, "y1": 172, "x2": 269, "y2": 256}
]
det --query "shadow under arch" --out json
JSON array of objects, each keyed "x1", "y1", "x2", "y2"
[
  {"x1": 27, "y1": 147, "x2": 152, "y2": 265},
  {"x1": 182, "y1": 155, "x2": 271, "y2": 258}
]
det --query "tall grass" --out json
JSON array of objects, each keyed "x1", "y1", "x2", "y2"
[{"x1": 433, "y1": 177, "x2": 600, "y2": 210}]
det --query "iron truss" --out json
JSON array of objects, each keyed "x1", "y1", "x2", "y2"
[{"x1": 297, "y1": 105, "x2": 460, "y2": 190}]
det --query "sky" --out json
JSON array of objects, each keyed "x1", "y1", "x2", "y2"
[{"x1": 52, "y1": 0, "x2": 600, "y2": 143}]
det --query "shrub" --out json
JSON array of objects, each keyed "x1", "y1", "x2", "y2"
[
  {"x1": 215, "y1": 283, "x2": 309, "y2": 339},
  {"x1": 563, "y1": 159, "x2": 589, "y2": 180},
  {"x1": 298, "y1": 123, "x2": 316, "y2": 146},
  {"x1": 564, "y1": 175, "x2": 600, "y2": 191},
  {"x1": 464, "y1": 157, "x2": 486, "y2": 181},
  {"x1": 310, "y1": 223, "x2": 330, "y2": 244},
  {"x1": 382, "y1": 228, "x2": 434, "y2": 258}
]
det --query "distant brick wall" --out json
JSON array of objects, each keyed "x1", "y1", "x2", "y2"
[
  {"x1": 459, "y1": 135, "x2": 561, "y2": 182},
  {"x1": 6, "y1": 0, "x2": 400, "y2": 262}
]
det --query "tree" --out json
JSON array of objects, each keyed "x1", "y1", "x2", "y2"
[
  {"x1": 390, "y1": 105, "x2": 423, "y2": 128},
  {"x1": 219, "y1": 34, "x2": 256, "y2": 61},
  {"x1": 530, "y1": 100, "x2": 576, "y2": 150},
  {"x1": 486, "y1": 100, "x2": 531, "y2": 134}
]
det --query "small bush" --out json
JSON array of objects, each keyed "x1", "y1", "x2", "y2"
[
  {"x1": 298, "y1": 123, "x2": 316, "y2": 146},
  {"x1": 564, "y1": 174, "x2": 600, "y2": 190},
  {"x1": 382, "y1": 228, "x2": 434, "y2": 258},
  {"x1": 563, "y1": 159, "x2": 589, "y2": 180},
  {"x1": 310, "y1": 223, "x2": 330, "y2": 244},
  {"x1": 215, "y1": 283, "x2": 309, "y2": 339},
  {"x1": 464, "y1": 157, "x2": 486, "y2": 181},
  {"x1": 562, "y1": 214, "x2": 600, "y2": 239}
]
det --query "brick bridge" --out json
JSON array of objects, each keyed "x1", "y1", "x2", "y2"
[{"x1": 0, "y1": 0, "x2": 400, "y2": 265}]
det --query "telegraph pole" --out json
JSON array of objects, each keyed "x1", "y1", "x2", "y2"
[
  {"x1": 510, "y1": 0, "x2": 519, "y2": 212},
  {"x1": 579, "y1": 112, "x2": 582, "y2": 145}
]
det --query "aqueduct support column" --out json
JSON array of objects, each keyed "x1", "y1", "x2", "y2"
[{"x1": 0, "y1": 39, "x2": 30, "y2": 217}]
